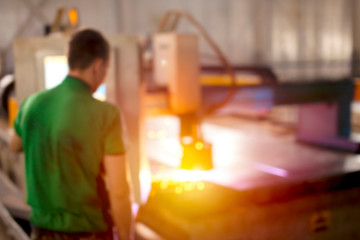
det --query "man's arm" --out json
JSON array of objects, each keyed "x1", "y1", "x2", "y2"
[
  {"x1": 9, "y1": 130, "x2": 23, "y2": 153},
  {"x1": 104, "y1": 154, "x2": 133, "y2": 240}
]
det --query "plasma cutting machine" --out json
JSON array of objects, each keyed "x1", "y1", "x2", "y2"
[
  {"x1": 138, "y1": 38, "x2": 360, "y2": 240},
  {"x1": 138, "y1": 11, "x2": 360, "y2": 240}
]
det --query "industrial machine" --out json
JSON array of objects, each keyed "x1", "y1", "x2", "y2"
[
  {"x1": 138, "y1": 10, "x2": 360, "y2": 240},
  {"x1": 3, "y1": 9, "x2": 360, "y2": 240}
]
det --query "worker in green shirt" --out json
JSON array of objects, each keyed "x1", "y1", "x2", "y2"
[{"x1": 10, "y1": 29, "x2": 133, "y2": 240}]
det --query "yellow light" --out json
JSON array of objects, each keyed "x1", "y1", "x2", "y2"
[
  {"x1": 184, "y1": 182, "x2": 195, "y2": 191},
  {"x1": 195, "y1": 142, "x2": 204, "y2": 150},
  {"x1": 147, "y1": 131, "x2": 156, "y2": 139},
  {"x1": 160, "y1": 181, "x2": 168, "y2": 189},
  {"x1": 175, "y1": 186, "x2": 183, "y2": 194},
  {"x1": 197, "y1": 182, "x2": 205, "y2": 191},
  {"x1": 68, "y1": 8, "x2": 79, "y2": 26},
  {"x1": 152, "y1": 170, "x2": 208, "y2": 185}
]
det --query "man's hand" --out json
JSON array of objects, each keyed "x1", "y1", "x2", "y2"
[
  {"x1": 104, "y1": 154, "x2": 134, "y2": 240},
  {"x1": 9, "y1": 130, "x2": 23, "y2": 153}
]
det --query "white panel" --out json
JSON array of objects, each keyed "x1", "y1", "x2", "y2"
[{"x1": 153, "y1": 33, "x2": 200, "y2": 114}]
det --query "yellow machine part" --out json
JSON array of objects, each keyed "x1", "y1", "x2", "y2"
[
  {"x1": 354, "y1": 79, "x2": 360, "y2": 100},
  {"x1": 200, "y1": 74, "x2": 261, "y2": 86},
  {"x1": 8, "y1": 97, "x2": 18, "y2": 128}
]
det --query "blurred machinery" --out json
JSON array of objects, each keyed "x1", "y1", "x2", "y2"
[
  {"x1": 1, "y1": 9, "x2": 360, "y2": 240},
  {"x1": 139, "y1": 10, "x2": 360, "y2": 240}
]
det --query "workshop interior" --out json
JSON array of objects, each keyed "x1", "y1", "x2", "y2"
[{"x1": 1, "y1": 0, "x2": 360, "y2": 239}]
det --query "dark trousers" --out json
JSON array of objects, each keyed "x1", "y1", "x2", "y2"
[{"x1": 30, "y1": 227, "x2": 113, "y2": 240}]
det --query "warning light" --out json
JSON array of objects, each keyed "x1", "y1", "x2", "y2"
[
  {"x1": 68, "y1": 8, "x2": 79, "y2": 26},
  {"x1": 195, "y1": 142, "x2": 204, "y2": 150}
]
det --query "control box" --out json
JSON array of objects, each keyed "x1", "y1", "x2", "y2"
[{"x1": 153, "y1": 33, "x2": 201, "y2": 114}]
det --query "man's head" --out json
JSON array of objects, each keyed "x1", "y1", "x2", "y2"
[{"x1": 68, "y1": 29, "x2": 110, "y2": 92}]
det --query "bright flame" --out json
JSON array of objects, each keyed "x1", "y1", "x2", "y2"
[
  {"x1": 195, "y1": 142, "x2": 204, "y2": 150},
  {"x1": 175, "y1": 186, "x2": 183, "y2": 194},
  {"x1": 197, "y1": 182, "x2": 205, "y2": 191},
  {"x1": 184, "y1": 182, "x2": 195, "y2": 191},
  {"x1": 152, "y1": 169, "x2": 208, "y2": 183},
  {"x1": 160, "y1": 181, "x2": 168, "y2": 189}
]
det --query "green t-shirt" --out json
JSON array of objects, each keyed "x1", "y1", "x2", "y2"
[{"x1": 14, "y1": 76, "x2": 125, "y2": 233}]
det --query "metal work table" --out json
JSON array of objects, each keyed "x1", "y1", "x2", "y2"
[{"x1": 140, "y1": 115, "x2": 360, "y2": 240}]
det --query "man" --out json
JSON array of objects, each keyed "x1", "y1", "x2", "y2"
[{"x1": 10, "y1": 29, "x2": 133, "y2": 240}]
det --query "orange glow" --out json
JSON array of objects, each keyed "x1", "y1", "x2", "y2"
[
  {"x1": 160, "y1": 181, "x2": 168, "y2": 189},
  {"x1": 184, "y1": 182, "x2": 195, "y2": 191},
  {"x1": 197, "y1": 182, "x2": 205, "y2": 191},
  {"x1": 152, "y1": 170, "x2": 208, "y2": 184},
  {"x1": 68, "y1": 8, "x2": 79, "y2": 26},
  {"x1": 165, "y1": 170, "x2": 205, "y2": 182},
  {"x1": 195, "y1": 142, "x2": 204, "y2": 150},
  {"x1": 175, "y1": 186, "x2": 183, "y2": 194},
  {"x1": 181, "y1": 136, "x2": 193, "y2": 145}
]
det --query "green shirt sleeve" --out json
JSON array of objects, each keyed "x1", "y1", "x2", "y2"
[{"x1": 104, "y1": 107, "x2": 125, "y2": 155}]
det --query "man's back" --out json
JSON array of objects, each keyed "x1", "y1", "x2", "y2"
[{"x1": 14, "y1": 76, "x2": 125, "y2": 232}]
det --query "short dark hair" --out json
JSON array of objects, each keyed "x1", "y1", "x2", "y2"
[{"x1": 68, "y1": 29, "x2": 109, "y2": 70}]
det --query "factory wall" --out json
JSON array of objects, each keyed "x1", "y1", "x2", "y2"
[
  {"x1": 128, "y1": 0, "x2": 353, "y2": 82},
  {"x1": 0, "y1": 0, "x2": 356, "y2": 82}
]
